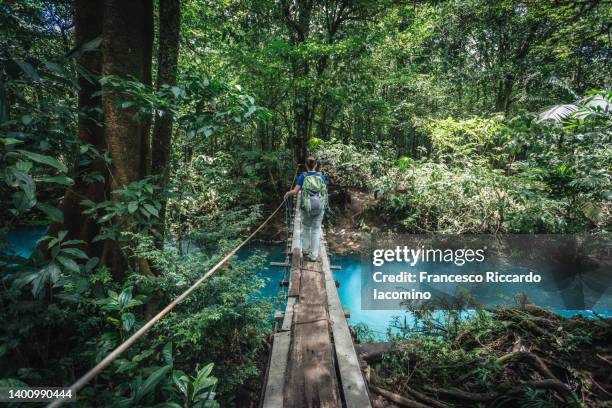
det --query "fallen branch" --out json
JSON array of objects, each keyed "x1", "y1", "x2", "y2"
[
  {"x1": 369, "y1": 385, "x2": 434, "y2": 408},
  {"x1": 404, "y1": 385, "x2": 450, "y2": 408},
  {"x1": 422, "y1": 379, "x2": 573, "y2": 403},
  {"x1": 506, "y1": 379, "x2": 573, "y2": 398},
  {"x1": 496, "y1": 351, "x2": 558, "y2": 381},
  {"x1": 422, "y1": 385, "x2": 499, "y2": 402}
]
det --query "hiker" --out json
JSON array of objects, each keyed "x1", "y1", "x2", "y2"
[{"x1": 284, "y1": 156, "x2": 328, "y2": 262}]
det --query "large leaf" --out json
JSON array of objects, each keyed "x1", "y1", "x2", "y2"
[
  {"x1": 136, "y1": 365, "x2": 171, "y2": 401},
  {"x1": 66, "y1": 37, "x2": 102, "y2": 60},
  {"x1": 56, "y1": 256, "x2": 80, "y2": 273},
  {"x1": 193, "y1": 363, "x2": 217, "y2": 396},
  {"x1": 162, "y1": 341, "x2": 173, "y2": 366},
  {"x1": 128, "y1": 201, "x2": 138, "y2": 213},
  {"x1": 17, "y1": 150, "x2": 68, "y2": 172},
  {"x1": 36, "y1": 202, "x2": 64, "y2": 223},
  {"x1": 144, "y1": 203, "x2": 159, "y2": 217},
  {"x1": 537, "y1": 104, "x2": 577, "y2": 122},
  {"x1": 121, "y1": 312, "x2": 135, "y2": 332},
  {"x1": 61, "y1": 247, "x2": 88, "y2": 260},
  {"x1": 172, "y1": 370, "x2": 190, "y2": 397},
  {"x1": 118, "y1": 287, "x2": 133, "y2": 309},
  {"x1": 37, "y1": 175, "x2": 74, "y2": 186},
  {"x1": 12, "y1": 190, "x2": 36, "y2": 212},
  {"x1": 538, "y1": 95, "x2": 611, "y2": 122},
  {"x1": 31, "y1": 263, "x2": 60, "y2": 297},
  {"x1": 46, "y1": 262, "x2": 62, "y2": 283},
  {"x1": 85, "y1": 257, "x2": 99, "y2": 272},
  {"x1": 14, "y1": 60, "x2": 40, "y2": 81}
]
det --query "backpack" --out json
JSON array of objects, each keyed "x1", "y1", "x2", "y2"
[{"x1": 301, "y1": 172, "x2": 327, "y2": 215}]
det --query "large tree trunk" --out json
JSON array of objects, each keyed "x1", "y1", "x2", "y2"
[
  {"x1": 48, "y1": 0, "x2": 107, "y2": 257},
  {"x1": 46, "y1": 0, "x2": 155, "y2": 281},
  {"x1": 151, "y1": 0, "x2": 181, "y2": 242},
  {"x1": 100, "y1": 0, "x2": 154, "y2": 278},
  {"x1": 101, "y1": 0, "x2": 153, "y2": 188}
]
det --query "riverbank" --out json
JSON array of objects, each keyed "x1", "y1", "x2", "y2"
[{"x1": 362, "y1": 304, "x2": 612, "y2": 407}]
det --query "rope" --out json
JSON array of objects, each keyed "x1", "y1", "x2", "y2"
[{"x1": 47, "y1": 168, "x2": 297, "y2": 407}]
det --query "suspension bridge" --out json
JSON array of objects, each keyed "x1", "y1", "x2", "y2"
[
  {"x1": 262, "y1": 196, "x2": 371, "y2": 408},
  {"x1": 47, "y1": 178, "x2": 371, "y2": 408}
]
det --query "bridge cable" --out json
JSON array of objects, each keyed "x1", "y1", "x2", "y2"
[{"x1": 47, "y1": 168, "x2": 299, "y2": 408}]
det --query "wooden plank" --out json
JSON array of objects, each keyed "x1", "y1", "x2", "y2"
[
  {"x1": 297, "y1": 260, "x2": 326, "y2": 304},
  {"x1": 282, "y1": 296, "x2": 297, "y2": 332},
  {"x1": 271, "y1": 261, "x2": 290, "y2": 267},
  {"x1": 288, "y1": 248, "x2": 301, "y2": 297},
  {"x1": 284, "y1": 259, "x2": 340, "y2": 408},
  {"x1": 262, "y1": 330, "x2": 292, "y2": 408},
  {"x1": 284, "y1": 303, "x2": 339, "y2": 408},
  {"x1": 320, "y1": 236, "x2": 372, "y2": 408}
]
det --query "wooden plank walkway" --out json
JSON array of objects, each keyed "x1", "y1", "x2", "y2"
[{"x1": 262, "y1": 198, "x2": 371, "y2": 408}]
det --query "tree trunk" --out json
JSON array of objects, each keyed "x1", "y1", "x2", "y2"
[
  {"x1": 150, "y1": 0, "x2": 180, "y2": 254},
  {"x1": 151, "y1": 0, "x2": 180, "y2": 243},
  {"x1": 47, "y1": 0, "x2": 107, "y2": 257},
  {"x1": 102, "y1": 0, "x2": 153, "y2": 188},
  {"x1": 100, "y1": 0, "x2": 154, "y2": 278}
]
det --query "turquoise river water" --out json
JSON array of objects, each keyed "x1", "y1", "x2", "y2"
[{"x1": 4, "y1": 226, "x2": 609, "y2": 339}]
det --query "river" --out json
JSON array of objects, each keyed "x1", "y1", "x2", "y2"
[{"x1": 3, "y1": 226, "x2": 610, "y2": 340}]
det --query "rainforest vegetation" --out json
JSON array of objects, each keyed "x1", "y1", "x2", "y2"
[{"x1": 0, "y1": 0, "x2": 610, "y2": 407}]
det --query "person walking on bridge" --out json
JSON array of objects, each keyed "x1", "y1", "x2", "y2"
[{"x1": 285, "y1": 156, "x2": 328, "y2": 262}]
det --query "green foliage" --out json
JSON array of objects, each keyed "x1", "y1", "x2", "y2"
[
  {"x1": 307, "y1": 137, "x2": 324, "y2": 151},
  {"x1": 82, "y1": 177, "x2": 163, "y2": 242},
  {"x1": 99, "y1": 67, "x2": 265, "y2": 142},
  {"x1": 311, "y1": 138, "x2": 393, "y2": 190},
  {"x1": 424, "y1": 115, "x2": 505, "y2": 163},
  {"x1": 96, "y1": 286, "x2": 145, "y2": 337},
  {"x1": 352, "y1": 322, "x2": 377, "y2": 343},
  {"x1": 172, "y1": 363, "x2": 219, "y2": 408},
  {"x1": 12, "y1": 229, "x2": 93, "y2": 298},
  {"x1": 1, "y1": 1, "x2": 610, "y2": 407},
  {"x1": 1, "y1": 6, "x2": 276, "y2": 406}
]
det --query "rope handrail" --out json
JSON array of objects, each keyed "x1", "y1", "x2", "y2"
[{"x1": 47, "y1": 168, "x2": 298, "y2": 408}]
